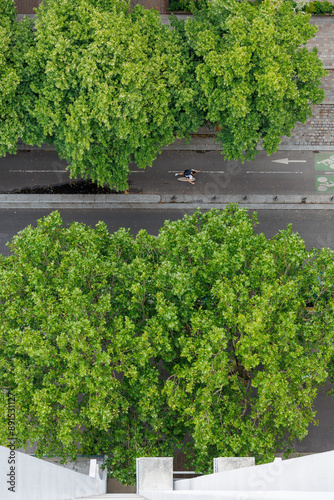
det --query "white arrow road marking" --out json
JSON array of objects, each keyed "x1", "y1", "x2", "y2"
[{"x1": 272, "y1": 158, "x2": 307, "y2": 164}]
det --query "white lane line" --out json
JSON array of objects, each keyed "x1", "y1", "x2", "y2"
[
  {"x1": 169, "y1": 170, "x2": 303, "y2": 175},
  {"x1": 10, "y1": 169, "x2": 68, "y2": 173},
  {"x1": 246, "y1": 171, "x2": 303, "y2": 174},
  {"x1": 11, "y1": 169, "x2": 146, "y2": 173}
]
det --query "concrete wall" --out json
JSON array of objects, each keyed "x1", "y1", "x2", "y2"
[
  {"x1": 137, "y1": 457, "x2": 173, "y2": 496},
  {"x1": 213, "y1": 456, "x2": 255, "y2": 473},
  {"x1": 174, "y1": 451, "x2": 334, "y2": 492},
  {"x1": 41, "y1": 455, "x2": 105, "y2": 476},
  {"x1": 140, "y1": 452, "x2": 334, "y2": 500},
  {"x1": 138, "y1": 491, "x2": 334, "y2": 500},
  {"x1": 0, "y1": 445, "x2": 107, "y2": 500}
]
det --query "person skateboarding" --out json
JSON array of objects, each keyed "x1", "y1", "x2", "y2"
[{"x1": 175, "y1": 168, "x2": 201, "y2": 185}]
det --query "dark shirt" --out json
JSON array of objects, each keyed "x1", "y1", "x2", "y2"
[{"x1": 184, "y1": 169, "x2": 195, "y2": 178}]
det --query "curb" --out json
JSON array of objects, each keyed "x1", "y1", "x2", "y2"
[
  {"x1": 1, "y1": 194, "x2": 334, "y2": 209},
  {"x1": 159, "y1": 194, "x2": 334, "y2": 204},
  {"x1": 0, "y1": 194, "x2": 160, "y2": 209}
]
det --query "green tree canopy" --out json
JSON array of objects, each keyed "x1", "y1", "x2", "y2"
[
  {"x1": 1, "y1": 206, "x2": 334, "y2": 484},
  {"x1": 1, "y1": 0, "x2": 327, "y2": 185},
  {"x1": 27, "y1": 0, "x2": 203, "y2": 190},
  {"x1": 171, "y1": 0, "x2": 327, "y2": 162},
  {"x1": 0, "y1": 0, "x2": 43, "y2": 156}
]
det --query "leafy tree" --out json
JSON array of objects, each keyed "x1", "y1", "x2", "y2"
[
  {"x1": 171, "y1": 0, "x2": 327, "y2": 162},
  {"x1": 0, "y1": 211, "x2": 178, "y2": 485},
  {"x1": 1, "y1": 206, "x2": 334, "y2": 484},
  {"x1": 0, "y1": 0, "x2": 43, "y2": 155},
  {"x1": 27, "y1": 0, "x2": 204, "y2": 190},
  {"x1": 155, "y1": 207, "x2": 334, "y2": 471}
]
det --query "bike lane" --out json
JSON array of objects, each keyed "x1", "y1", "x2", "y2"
[
  {"x1": 1, "y1": 149, "x2": 334, "y2": 200},
  {"x1": 315, "y1": 153, "x2": 334, "y2": 192}
]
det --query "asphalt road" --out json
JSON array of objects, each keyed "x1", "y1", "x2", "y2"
[
  {"x1": 0, "y1": 207, "x2": 334, "y2": 256},
  {"x1": 2, "y1": 149, "x2": 334, "y2": 196}
]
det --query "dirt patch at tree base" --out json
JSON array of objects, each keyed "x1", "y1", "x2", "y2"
[{"x1": 1, "y1": 180, "x2": 142, "y2": 195}]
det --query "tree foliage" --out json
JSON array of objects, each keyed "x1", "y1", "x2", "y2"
[
  {"x1": 0, "y1": 0, "x2": 42, "y2": 156},
  {"x1": 0, "y1": 212, "x2": 178, "y2": 484},
  {"x1": 1, "y1": 206, "x2": 334, "y2": 483},
  {"x1": 27, "y1": 0, "x2": 203, "y2": 190},
  {"x1": 0, "y1": 0, "x2": 327, "y2": 185},
  {"x1": 156, "y1": 207, "x2": 334, "y2": 471},
  {"x1": 171, "y1": 0, "x2": 327, "y2": 162}
]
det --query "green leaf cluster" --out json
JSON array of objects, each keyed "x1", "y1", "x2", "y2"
[
  {"x1": 0, "y1": 0, "x2": 43, "y2": 155},
  {"x1": 172, "y1": 0, "x2": 327, "y2": 162},
  {"x1": 169, "y1": 0, "x2": 208, "y2": 13},
  {"x1": 0, "y1": 0, "x2": 327, "y2": 186},
  {"x1": 304, "y1": 0, "x2": 334, "y2": 14},
  {"x1": 1, "y1": 206, "x2": 334, "y2": 483},
  {"x1": 0, "y1": 211, "x2": 177, "y2": 482},
  {"x1": 26, "y1": 0, "x2": 204, "y2": 190}
]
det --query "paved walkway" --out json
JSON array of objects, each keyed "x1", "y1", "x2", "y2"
[
  {"x1": 278, "y1": 17, "x2": 334, "y2": 148},
  {"x1": 307, "y1": 16, "x2": 334, "y2": 70}
]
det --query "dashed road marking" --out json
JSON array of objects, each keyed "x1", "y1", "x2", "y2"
[
  {"x1": 10, "y1": 169, "x2": 147, "y2": 173},
  {"x1": 246, "y1": 171, "x2": 303, "y2": 174},
  {"x1": 10, "y1": 169, "x2": 68, "y2": 173}
]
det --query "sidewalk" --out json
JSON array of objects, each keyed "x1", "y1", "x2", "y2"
[{"x1": 279, "y1": 16, "x2": 334, "y2": 149}]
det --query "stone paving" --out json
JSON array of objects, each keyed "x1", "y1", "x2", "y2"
[
  {"x1": 307, "y1": 17, "x2": 334, "y2": 70},
  {"x1": 319, "y1": 70, "x2": 334, "y2": 103},
  {"x1": 280, "y1": 17, "x2": 334, "y2": 148},
  {"x1": 280, "y1": 104, "x2": 334, "y2": 147}
]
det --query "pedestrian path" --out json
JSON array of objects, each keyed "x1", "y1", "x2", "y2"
[
  {"x1": 307, "y1": 17, "x2": 334, "y2": 70},
  {"x1": 279, "y1": 18, "x2": 334, "y2": 149}
]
